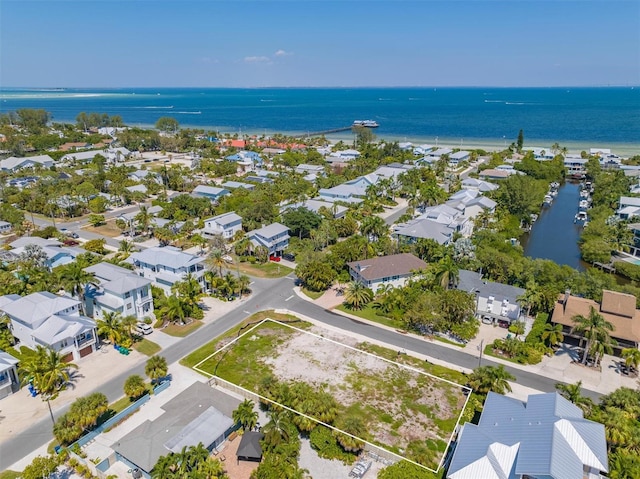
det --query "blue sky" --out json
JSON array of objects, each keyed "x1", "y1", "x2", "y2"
[{"x1": 1, "y1": 0, "x2": 638, "y2": 87}]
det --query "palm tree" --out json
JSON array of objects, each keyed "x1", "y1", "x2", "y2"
[
  {"x1": 145, "y1": 355, "x2": 168, "y2": 382},
  {"x1": 124, "y1": 374, "x2": 147, "y2": 399},
  {"x1": 135, "y1": 205, "x2": 152, "y2": 236},
  {"x1": 263, "y1": 410, "x2": 292, "y2": 447},
  {"x1": 572, "y1": 306, "x2": 615, "y2": 365},
  {"x1": 467, "y1": 365, "x2": 515, "y2": 395},
  {"x1": 589, "y1": 334, "x2": 617, "y2": 368},
  {"x1": 541, "y1": 323, "x2": 564, "y2": 349},
  {"x1": 237, "y1": 274, "x2": 251, "y2": 297},
  {"x1": 232, "y1": 399, "x2": 259, "y2": 431},
  {"x1": 58, "y1": 263, "x2": 98, "y2": 315},
  {"x1": 621, "y1": 348, "x2": 640, "y2": 374},
  {"x1": 20, "y1": 346, "x2": 78, "y2": 424},
  {"x1": 555, "y1": 381, "x2": 594, "y2": 415},
  {"x1": 343, "y1": 281, "x2": 373, "y2": 310},
  {"x1": 333, "y1": 415, "x2": 366, "y2": 452},
  {"x1": 118, "y1": 239, "x2": 136, "y2": 257},
  {"x1": 96, "y1": 311, "x2": 124, "y2": 344},
  {"x1": 160, "y1": 295, "x2": 186, "y2": 324},
  {"x1": 206, "y1": 248, "x2": 226, "y2": 276},
  {"x1": 197, "y1": 458, "x2": 227, "y2": 479},
  {"x1": 121, "y1": 314, "x2": 139, "y2": 341},
  {"x1": 359, "y1": 216, "x2": 388, "y2": 243},
  {"x1": 434, "y1": 255, "x2": 459, "y2": 289}
]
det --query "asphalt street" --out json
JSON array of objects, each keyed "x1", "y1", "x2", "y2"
[{"x1": 0, "y1": 274, "x2": 602, "y2": 470}]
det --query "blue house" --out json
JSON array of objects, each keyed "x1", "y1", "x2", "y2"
[{"x1": 225, "y1": 150, "x2": 263, "y2": 166}]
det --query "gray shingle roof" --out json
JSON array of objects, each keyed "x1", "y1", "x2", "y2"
[
  {"x1": 393, "y1": 218, "x2": 455, "y2": 245},
  {"x1": 205, "y1": 211, "x2": 243, "y2": 227},
  {"x1": 456, "y1": 270, "x2": 525, "y2": 304},
  {"x1": 85, "y1": 262, "x2": 151, "y2": 295},
  {"x1": 32, "y1": 314, "x2": 95, "y2": 345},
  {"x1": 248, "y1": 222, "x2": 289, "y2": 240},
  {"x1": 347, "y1": 253, "x2": 427, "y2": 281}
]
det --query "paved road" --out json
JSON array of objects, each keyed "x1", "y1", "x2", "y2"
[{"x1": 0, "y1": 273, "x2": 603, "y2": 470}]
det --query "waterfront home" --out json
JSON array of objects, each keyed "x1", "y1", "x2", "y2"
[
  {"x1": 8, "y1": 237, "x2": 81, "y2": 270},
  {"x1": 84, "y1": 262, "x2": 154, "y2": 321},
  {"x1": 110, "y1": 382, "x2": 240, "y2": 478},
  {"x1": 412, "y1": 144, "x2": 434, "y2": 156},
  {"x1": 332, "y1": 149, "x2": 360, "y2": 160},
  {"x1": 202, "y1": 212, "x2": 243, "y2": 239},
  {"x1": 282, "y1": 199, "x2": 348, "y2": 219},
  {"x1": 478, "y1": 168, "x2": 513, "y2": 180},
  {"x1": 460, "y1": 178, "x2": 498, "y2": 192},
  {"x1": 447, "y1": 392, "x2": 608, "y2": 479},
  {"x1": 616, "y1": 196, "x2": 640, "y2": 220},
  {"x1": 0, "y1": 154, "x2": 54, "y2": 172},
  {"x1": 219, "y1": 180, "x2": 255, "y2": 191},
  {"x1": 551, "y1": 290, "x2": 640, "y2": 352},
  {"x1": 129, "y1": 246, "x2": 206, "y2": 295},
  {"x1": 191, "y1": 185, "x2": 230, "y2": 202},
  {"x1": 247, "y1": 222, "x2": 290, "y2": 256},
  {"x1": 456, "y1": 269, "x2": 524, "y2": 324},
  {"x1": 347, "y1": 253, "x2": 427, "y2": 293},
  {"x1": 0, "y1": 351, "x2": 19, "y2": 399},
  {"x1": 225, "y1": 150, "x2": 263, "y2": 167},
  {"x1": 0, "y1": 292, "x2": 98, "y2": 362},
  {"x1": 524, "y1": 147, "x2": 555, "y2": 160},
  {"x1": 564, "y1": 155, "x2": 588, "y2": 178},
  {"x1": 426, "y1": 147, "x2": 453, "y2": 158},
  {"x1": 461, "y1": 196, "x2": 497, "y2": 219},
  {"x1": 448, "y1": 150, "x2": 471, "y2": 165}
]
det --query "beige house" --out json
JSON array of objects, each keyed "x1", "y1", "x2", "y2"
[{"x1": 347, "y1": 253, "x2": 427, "y2": 293}]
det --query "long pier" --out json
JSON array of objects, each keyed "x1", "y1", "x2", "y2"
[{"x1": 300, "y1": 126, "x2": 354, "y2": 137}]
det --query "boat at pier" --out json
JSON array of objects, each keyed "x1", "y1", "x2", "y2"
[{"x1": 353, "y1": 120, "x2": 379, "y2": 128}]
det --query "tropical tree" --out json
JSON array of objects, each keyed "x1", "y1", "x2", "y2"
[
  {"x1": 555, "y1": 381, "x2": 594, "y2": 415},
  {"x1": 160, "y1": 295, "x2": 187, "y2": 324},
  {"x1": 21, "y1": 455, "x2": 61, "y2": 479},
  {"x1": 333, "y1": 415, "x2": 366, "y2": 452},
  {"x1": 571, "y1": 306, "x2": 615, "y2": 365},
  {"x1": 145, "y1": 355, "x2": 168, "y2": 382},
  {"x1": 359, "y1": 215, "x2": 388, "y2": 243},
  {"x1": 467, "y1": 365, "x2": 515, "y2": 395},
  {"x1": 206, "y1": 248, "x2": 226, "y2": 276},
  {"x1": 541, "y1": 322, "x2": 564, "y2": 348},
  {"x1": 118, "y1": 239, "x2": 136, "y2": 257},
  {"x1": 621, "y1": 348, "x2": 640, "y2": 374},
  {"x1": 20, "y1": 346, "x2": 78, "y2": 424},
  {"x1": 58, "y1": 262, "x2": 98, "y2": 314},
  {"x1": 433, "y1": 255, "x2": 459, "y2": 289},
  {"x1": 96, "y1": 311, "x2": 125, "y2": 344},
  {"x1": 124, "y1": 374, "x2": 147, "y2": 399},
  {"x1": 121, "y1": 314, "x2": 139, "y2": 341},
  {"x1": 343, "y1": 281, "x2": 373, "y2": 310},
  {"x1": 262, "y1": 410, "x2": 292, "y2": 447},
  {"x1": 232, "y1": 399, "x2": 259, "y2": 431}
]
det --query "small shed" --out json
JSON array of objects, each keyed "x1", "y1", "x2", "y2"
[{"x1": 236, "y1": 431, "x2": 264, "y2": 463}]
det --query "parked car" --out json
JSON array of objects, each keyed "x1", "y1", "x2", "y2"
[
  {"x1": 59, "y1": 228, "x2": 79, "y2": 239},
  {"x1": 222, "y1": 255, "x2": 233, "y2": 264},
  {"x1": 497, "y1": 319, "x2": 510, "y2": 329},
  {"x1": 282, "y1": 253, "x2": 296, "y2": 261},
  {"x1": 269, "y1": 255, "x2": 281, "y2": 262},
  {"x1": 135, "y1": 323, "x2": 153, "y2": 335},
  {"x1": 481, "y1": 316, "x2": 493, "y2": 325}
]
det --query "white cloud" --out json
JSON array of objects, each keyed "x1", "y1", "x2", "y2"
[
  {"x1": 274, "y1": 49, "x2": 292, "y2": 57},
  {"x1": 244, "y1": 56, "x2": 270, "y2": 63}
]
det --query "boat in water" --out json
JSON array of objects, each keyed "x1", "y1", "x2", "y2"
[
  {"x1": 575, "y1": 211, "x2": 589, "y2": 224},
  {"x1": 353, "y1": 120, "x2": 379, "y2": 128},
  {"x1": 543, "y1": 194, "x2": 554, "y2": 206}
]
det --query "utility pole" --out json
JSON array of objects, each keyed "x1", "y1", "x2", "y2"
[{"x1": 478, "y1": 338, "x2": 484, "y2": 368}]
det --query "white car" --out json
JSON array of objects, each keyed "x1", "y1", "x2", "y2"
[{"x1": 135, "y1": 323, "x2": 153, "y2": 335}]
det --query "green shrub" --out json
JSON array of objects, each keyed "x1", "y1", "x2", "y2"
[
  {"x1": 614, "y1": 261, "x2": 640, "y2": 282},
  {"x1": 309, "y1": 425, "x2": 357, "y2": 463},
  {"x1": 525, "y1": 312, "x2": 549, "y2": 345}
]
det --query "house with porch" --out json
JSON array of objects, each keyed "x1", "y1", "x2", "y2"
[
  {"x1": 247, "y1": 223, "x2": 290, "y2": 256},
  {"x1": 202, "y1": 212, "x2": 243, "y2": 239},
  {"x1": 0, "y1": 351, "x2": 19, "y2": 399},
  {"x1": 347, "y1": 253, "x2": 427, "y2": 293},
  {"x1": 129, "y1": 246, "x2": 206, "y2": 295},
  {"x1": 0, "y1": 292, "x2": 97, "y2": 362},
  {"x1": 456, "y1": 269, "x2": 525, "y2": 324},
  {"x1": 84, "y1": 262, "x2": 154, "y2": 321},
  {"x1": 551, "y1": 289, "x2": 640, "y2": 352},
  {"x1": 616, "y1": 196, "x2": 640, "y2": 220},
  {"x1": 191, "y1": 185, "x2": 230, "y2": 202},
  {"x1": 449, "y1": 150, "x2": 470, "y2": 165},
  {"x1": 448, "y1": 391, "x2": 608, "y2": 479}
]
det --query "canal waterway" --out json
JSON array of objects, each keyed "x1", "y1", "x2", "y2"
[{"x1": 522, "y1": 181, "x2": 586, "y2": 271}]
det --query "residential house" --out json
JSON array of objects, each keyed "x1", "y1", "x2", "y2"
[
  {"x1": 616, "y1": 196, "x2": 640, "y2": 220},
  {"x1": 478, "y1": 168, "x2": 513, "y2": 181},
  {"x1": 427, "y1": 147, "x2": 453, "y2": 159},
  {"x1": 0, "y1": 154, "x2": 54, "y2": 172},
  {"x1": 332, "y1": 149, "x2": 360, "y2": 160},
  {"x1": 247, "y1": 223, "x2": 290, "y2": 256},
  {"x1": 84, "y1": 262, "x2": 154, "y2": 321},
  {"x1": 564, "y1": 155, "x2": 588, "y2": 178},
  {"x1": 125, "y1": 184, "x2": 148, "y2": 195},
  {"x1": 447, "y1": 391, "x2": 608, "y2": 479},
  {"x1": 219, "y1": 180, "x2": 255, "y2": 191},
  {"x1": 462, "y1": 196, "x2": 497, "y2": 219},
  {"x1": 225, "y1": 150, "x2": 263, "y2": 168},
  {"x1": 191, "y1": 185, "x2": 230, "y2": 202},
  {"x1": 202, "y1": 212, "x2": 243, "y2": 239},
  {"x1": 130, "y1": 246, "x2": 206, "y2": 295},
  {"x1": 448, "y1": 150, "x2": 470, "y2": 165},
  {"x1": 110, "y1": 382, "x2": 240, "y2": 478},
  {"x1": 8, "y1": 237, "x2": 81, "y2": 270},
  {"x1": 60, "y1": 150, "x2": 104, "y2": 164},
  {"x1": 295, "y1": 164, "x2": 325, "y2": 175},
  {"x1": 347, "y1": 253, "x2": 427, "y2": 293},
  {"x1": 456, "y1": 269, "x2": 525, "y2": 324},
  {"x1": 460, "y1": 178, "x2": 498, "y2": 193},
  {"x1": 393, "y1": 218, "x2": 455, "y2": 246},
  {"x1": 244, "y1": 175, "x2": 274, "y2": 184},
  {"x1": 0, "y1": 221, "x2": 12, "y2": 234},
  {"x1": 412, "y1": 144, "x2": 434, "y2": 156},
  {"x1": 0, "y1": 351, "x2": 19, "y2": 399},
  {"x1": 318, "y1": 184, "x2": 365, "y2": 204},
  {"x1": 129, "y1": 170, "x2": 162, "y2": 184},
  {"x1": 525, "y1": 147, "x2": 556, "y2": 160},
  {"x1": 282, "y1": 199, "x2": 348, "y2": 219},
  {"x1": 0, "y1": 292, "x2": 97, "y2": 362},
  {"x1": 551, "y1": 289, "x2": 640, "y2": 351}
]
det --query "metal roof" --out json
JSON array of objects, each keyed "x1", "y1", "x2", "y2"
[{"x1": 164, "y1": 406, "x2": 233, "y2": 453}]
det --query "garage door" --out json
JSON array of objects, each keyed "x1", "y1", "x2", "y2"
[
  {"x1": 61, "y1": 352, "x2": 74, "y2": 363},
  {"x1": 79, "y1": 346, "x2": 93, "y2": 358}
]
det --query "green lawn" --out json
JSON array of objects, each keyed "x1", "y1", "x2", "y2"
[
  {"x1": 133, "y1": 338, "x2": 161, "y2": 356},
  {"x1": 181, "y1": 310, "x2": 302, "y2": 369},
  {"x1": 301, "y1": 287, "x2": 323, "y2": 300},
  {"x1": 236, "y1": 261, "x2": 293, "y2": 278},
  {"x1": 162, "y1": 320, "x2": 203, "y2": 337},
  {"x1": 335, "y1": 303, "x2": 400, "y2": 329},
  {"x1": 0, "y1": 471, "x2": 20, "y2": 479}
]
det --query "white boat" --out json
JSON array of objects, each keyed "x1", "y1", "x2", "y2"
[
  {"x1": 550, "y1": 182, "x2": 560, "y2": 189},
  {"x1": 579, "y1": 200, "x2": 590, "y2": 210},
  {"x1": 353, "y1": 120, "x2": 379, "y2": 128},
  {"x1": 543, "y1": 195, "x2": 553, "y2": 206},
  {"x1": 575, "y1": 211, "x2": 588, "y2": 223}
]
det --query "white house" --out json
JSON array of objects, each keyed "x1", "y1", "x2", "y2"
[
  {"x1": 0, "y1": 154, "x2": 54, "y2": 172},
  {"x1": 192, "y1": 185, "x2": 230, "y2": 202},
  {"x1": 9, "y1": 237, "x2": 81, "y2": 270},
  {"x1": 203, "y1": 212, "x2": 243, "y2": 239},
  {"x1": 0, "y1": 221, "x2": 12, "y2": 234},
  {"x1": 129, "y1": 246, "x2": 206, "y2": 295},
  {"x1": 564, "y1": 155, "x2": 588, "y2": 178},
  {"x1": 448, "y1": 150, "x2": 470, "y2": 165},
  {"x1": 460, "y1": 178, "x2": 498, "y2": 193},
  {"x1": 219, "y1": 180, "x2": 255, "y2": 191},
  {"x1": 347, "y1": 253, "x2": 427, "y2": 293},
  {"x1": 456, "y1": 269, "x2": 524, "y2": 324},
  {"x1": 84, "y1": 262, "x2": 154, "y2": 321},
  {"x1": 0, "y1": 351, "x2": 19, "y2": 399},
  {"x1": 0, "y1": 292, "x2": 98, "y2": 362},
  {"x1": 617, "y1": 196, "x2": 640, "y2": 220},
  {"x1": 448, "y1": 392, "x2": 608, "y2": 479},
  {"x1": 247, "y1": 223, "x2": 290, "y2": 256}
]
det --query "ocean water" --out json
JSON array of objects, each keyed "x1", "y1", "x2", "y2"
[{"x1": 1, "y1": 87, "x2": 639, "y2": 152}]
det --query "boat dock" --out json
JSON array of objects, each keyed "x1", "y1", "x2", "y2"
[{"x1": 301, "y1": 126, "x2": 355, "y2": 137}]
